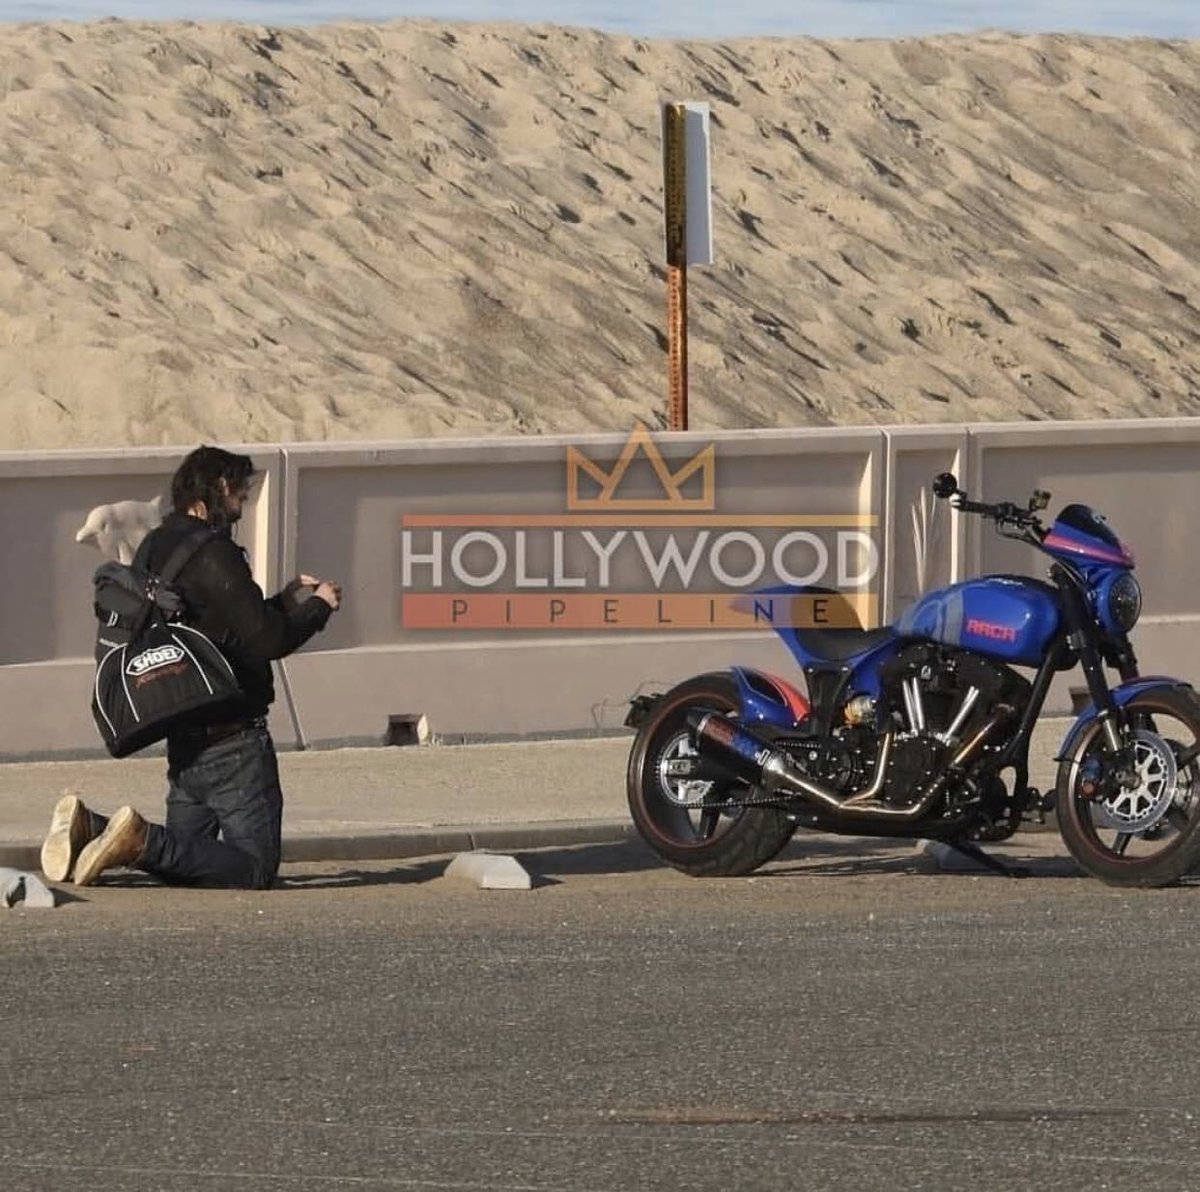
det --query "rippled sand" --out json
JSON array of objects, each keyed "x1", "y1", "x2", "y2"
[{"x1": 0, "y1": 20, "x2": 1197, "y2": 448}]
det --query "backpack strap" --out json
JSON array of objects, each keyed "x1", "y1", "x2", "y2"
[
  {"x1": 130, "y1": 525, "x2": 215, "y2": 635},
  {"x1": 155, "y1": 525, "x2": 216, "y2": 586}
]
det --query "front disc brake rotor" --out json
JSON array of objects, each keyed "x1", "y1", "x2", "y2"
[{"x1": 1094, "y1": 729, "x2": 1178, "y2": 833}]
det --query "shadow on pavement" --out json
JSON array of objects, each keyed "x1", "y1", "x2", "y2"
[
  {"x1": 277, "y1": 834, "x2": 1200, "y2": 888},
  {"x1": 243, "y1": 841, "x2": 1200, "y2": 888},
  {"x1": 280, "y1": 858, "x2": 448, "y2": 888},
  {"x1": 765, "y1": 851, "x2": 1082, "y2": 880},
  {"x1": 517, "y1": 834, "x2": 1085, "y2": 881},
  {"x1": 267, "y1": 843, "x2": 663, "y2": 889},
  {"x1": 517, "y1": 839, "x2": 669, "y2": 878},
  {"x1": 764, "y1": 833, "x2": 1082, "y2": 879}
]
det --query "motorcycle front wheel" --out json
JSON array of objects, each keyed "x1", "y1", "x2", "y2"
[
  {"x1": 1056, "y1": 687, "x2": 1200, "y2": 888},
  {"x1": 626, "y1": 672, "x2": 797, "y2": 877}
]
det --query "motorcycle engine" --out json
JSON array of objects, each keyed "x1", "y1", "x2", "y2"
[{"x1": 875, "y1": 643, "x2": 1030, "y2": 808}]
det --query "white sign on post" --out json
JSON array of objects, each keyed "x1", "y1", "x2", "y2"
[{"x1": 682, "y1": 101, "x2": 713, "y2": 266}]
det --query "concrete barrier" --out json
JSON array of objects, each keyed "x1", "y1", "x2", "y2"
[{"x1": 0, "y1": 419, "x2": 1196, "y2": 757}]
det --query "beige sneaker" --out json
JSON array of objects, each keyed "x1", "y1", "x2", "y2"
[
  {"x1": 40, "y1": 794, "x2": 97, "y2": 883},
  {"x1": 74, "y1": 806, "x2": 148, "y2": 887}
]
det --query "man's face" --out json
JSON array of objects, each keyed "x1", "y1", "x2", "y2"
[{"x1": 220, "y1": 476, "x2": 254, "y2": 525}]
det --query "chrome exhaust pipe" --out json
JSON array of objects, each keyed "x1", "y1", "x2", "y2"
[
  {"x1": 688, "y1": 711, "x2": 889, "y2": 814},
  {"x1": 690, "y1": 708, "x2": 1013, "y2": 823}
]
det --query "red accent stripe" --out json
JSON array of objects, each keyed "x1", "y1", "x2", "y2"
[
  {"x1": 1043, "y1": 532, "x2": 1133, "y2": 567},
  {"x1": 762, "y1": 672, "x2": 812, "y2": 724}
]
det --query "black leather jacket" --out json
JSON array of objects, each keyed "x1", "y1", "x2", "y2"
[{"x1": 139, "y1": 512, "x2": 332, "y2": 719}]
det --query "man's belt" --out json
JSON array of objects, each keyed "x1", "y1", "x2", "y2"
[
  {"x1": 175, "y1": 716, "x2": 266, "y2": 747},
  {"x1": 206, "y1": 716, "x2": 266, "y2": 744}
]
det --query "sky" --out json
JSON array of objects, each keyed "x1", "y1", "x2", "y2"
[{"x1": 0, "y1": 0, "x2": 1197, "y2": 39}]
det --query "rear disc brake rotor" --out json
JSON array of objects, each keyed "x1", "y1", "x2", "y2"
[
  {"x1": 657, "y1": 730, "x2": 716, "y2": 808},
  {"x1": 1094, "y1": 729, "x2": 1178, "y2": 833}
]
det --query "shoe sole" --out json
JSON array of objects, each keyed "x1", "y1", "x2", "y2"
[
  {"x1": 74, "y1": 806, "x2": 140, "y2": 887},
  {"x1": 40, "y1": 794, "x2": 88, "y2": 883}
]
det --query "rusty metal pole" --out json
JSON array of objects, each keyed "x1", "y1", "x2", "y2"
[
  {"x1": 662, "y1": 101, "x2": 688, "y2": 432},
  {"x1": 667, "y1": 262, "x2": 688, "y2": 433}
]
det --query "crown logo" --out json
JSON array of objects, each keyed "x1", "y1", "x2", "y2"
[{"x1": 566, "y1": 424, "x2": 716, "y2": 512}]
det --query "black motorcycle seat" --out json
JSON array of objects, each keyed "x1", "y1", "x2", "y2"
[{"x1": 790, "y1": 626, "x2": 896, "y2": 663}]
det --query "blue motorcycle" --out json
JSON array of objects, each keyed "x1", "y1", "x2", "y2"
[{"x1": 626, "y1": 473, "x2": 1200, "y2": 887}]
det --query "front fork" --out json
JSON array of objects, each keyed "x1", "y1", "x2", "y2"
[
  {"x1": 1075, "y1": 668, "x2": 1140, "y2": 797},
  {"x1": 1058, "y1": 570, "x2": 1141, "y2": 793}
]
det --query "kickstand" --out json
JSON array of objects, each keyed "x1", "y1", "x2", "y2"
[{"x1": 947, "y1": 839, "x2": 1031, "y2": 879}]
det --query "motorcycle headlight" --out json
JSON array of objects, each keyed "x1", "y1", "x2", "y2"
[{"x1": 1106, "y1": 572, "x2": 1142, "y2": 633}]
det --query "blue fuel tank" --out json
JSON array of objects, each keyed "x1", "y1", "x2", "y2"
[{"x1": 894, "y1": 576, "x2": 1061, "y2": 667}]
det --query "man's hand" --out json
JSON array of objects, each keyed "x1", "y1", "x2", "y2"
[
  {"x1": 281, "y1": 573, "x2": 317, "y2": 610},
  {"x1": 283, "y1": 573, "x2": 341, "y2": 611},
  {"x1": 313, "y1": 580, "x2": 342, "y2": 611},
  {"x1": 283, "y1": 573, "x2": 320, "y2": 597}
]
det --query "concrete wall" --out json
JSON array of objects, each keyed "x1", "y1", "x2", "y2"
[{"x1": 1, "y1": 419, "x2": 1196, "y2": 758}]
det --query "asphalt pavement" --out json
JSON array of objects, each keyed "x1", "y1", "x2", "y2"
[
  {"x1": 4, "y1": 831, "x2": 1196, "y2": 1191},
  {"x1": 9, "y1": 717, "x2": 1189, "y2": 1192}
]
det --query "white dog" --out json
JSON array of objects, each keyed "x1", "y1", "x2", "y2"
[{"x1": 75, "y1": 495, "x2": 164, "y2": 564}]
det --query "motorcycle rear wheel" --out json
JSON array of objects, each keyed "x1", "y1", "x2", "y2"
[
  {"x1": 626, "y1": 672, "x2": 797, "y2": 877},
  {"x1": 1056, "y1": 688, "x2": 1200, "y2": 888}
]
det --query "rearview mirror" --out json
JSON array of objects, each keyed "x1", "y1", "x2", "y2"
[
  {"x1": 931, "y1": 473, "x2": 959, "y2": 499},
  {"x1": 1029, "y1": 489, "x2": 1051, "y2": 512}
]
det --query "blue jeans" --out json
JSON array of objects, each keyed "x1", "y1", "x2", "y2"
[{"x1": 138, "y1": 723, "x2": 283, "y2": 889}]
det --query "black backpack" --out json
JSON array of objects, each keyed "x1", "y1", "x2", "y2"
[{"x1": 91, "y1": 526, "x2": 243, "y2": 758}]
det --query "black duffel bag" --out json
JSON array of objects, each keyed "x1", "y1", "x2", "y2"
[{"x1": 91, "y1": 526, "x2": 243, "y2": 757}]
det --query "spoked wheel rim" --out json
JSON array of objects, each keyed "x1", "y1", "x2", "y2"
[{"x1": 1069, "y1": 712, "x2": 1200, "y2": 866}]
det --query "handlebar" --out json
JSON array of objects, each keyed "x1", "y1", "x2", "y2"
[
  {"x1": 951, "y1": 494, "x2": 1033, "y2": 523},
  {"x1": 932, "y1": 473, "x2": 1047, "y2": 541},
  {"x1": 949, "y1": 495, "x2": 996, "y2": 517}
]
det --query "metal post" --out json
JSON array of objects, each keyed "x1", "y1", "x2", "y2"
[{"x1": 667, "y1": 262, "x2": 688, "y2": 432}]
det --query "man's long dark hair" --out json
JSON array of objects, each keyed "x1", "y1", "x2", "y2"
[{"x1": 171, "y1": 446, "x2": 255, "y2": 531}]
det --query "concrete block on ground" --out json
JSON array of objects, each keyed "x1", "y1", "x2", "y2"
[
  {"x1": 0, "y1": 867, "x2": 19, "y2": 906},
  {"x1": 0, "y1": 867, "x2": 57, "y2": 908},
  {"x1": 443, "y1": 851, "x2": 532, "y2": 890},
  {"x1": 914, "y1": 839, "x2": 992, "y2": 873}
]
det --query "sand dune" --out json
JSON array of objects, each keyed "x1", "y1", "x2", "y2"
[{"x1": 0, "y1": 19, "x2": 1197, "y2": 449}]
